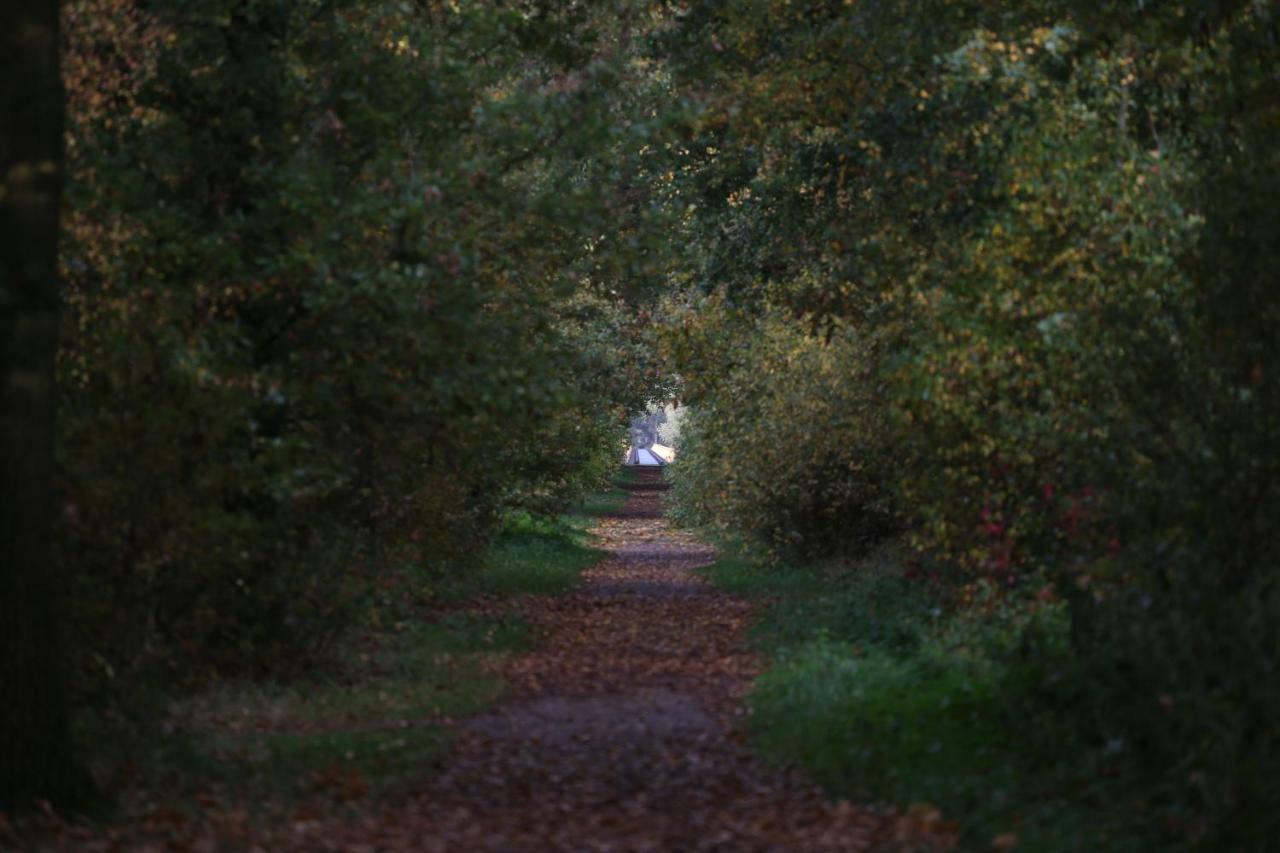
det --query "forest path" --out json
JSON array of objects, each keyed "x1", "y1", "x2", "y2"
[{"x1": 299, "y1": 468, "x2": 884, "y2": 851}]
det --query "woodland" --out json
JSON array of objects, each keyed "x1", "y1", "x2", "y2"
[{"x1": 2, "y1": 0, "x2": 1277, "y2": 849}]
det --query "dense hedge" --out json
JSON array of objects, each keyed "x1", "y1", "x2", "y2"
[
  {"x1": 56, "y1": 1, "x2": 671, "y2": 696},
  {"x1": 666, "y1": 299, "x2": 895, "y2": 559},
  {"x1": 657, "y1": 0, "x2": 1278, "y2": 842}
]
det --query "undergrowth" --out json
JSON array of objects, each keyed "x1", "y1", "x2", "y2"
[
  {"x1": 705, "y1": 544, "x2": 1280, "y2": 851},
  {"x1": 64, "y1": 484, "x2": 622, "y2": 826},
  {"x1": 442, "y1": 489, "x2": 621, "y2": 600}
]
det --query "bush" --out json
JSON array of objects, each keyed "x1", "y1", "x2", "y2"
[
  {"x1": 55, "y1": 1, "x2": 662, "y2": 702},
  {"x1": 661, "y1": 7, "x2": 1279, "y2": 844},
  {"x1": 1045, "y1": 563, "x2": 1280, "y2": 847},
  {"x1": 707, "y1": 541, "x2": 1280, "y2": 848},
  {"x1": 666, "y1": 300, "x2": 896, "y2": 560}
]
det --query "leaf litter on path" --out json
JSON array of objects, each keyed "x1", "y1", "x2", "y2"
[
  {"x1": 31, "y1": 470, "x2": 944, "y2": 851},
  {"x1": 276, "y1": 471, "x2": 889, "y2": 851}
]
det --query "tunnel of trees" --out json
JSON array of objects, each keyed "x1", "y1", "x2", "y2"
[{"x1": 3, "y1": 0, "x2": 1277, "y2": 846}]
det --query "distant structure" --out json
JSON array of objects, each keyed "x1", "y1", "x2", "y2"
[
  {"x1": 625, "y1": 444, "x2": 675, "y2": 466},
  {"x1": 624, "y1": 405, "x2": 681, "y2": 466}
]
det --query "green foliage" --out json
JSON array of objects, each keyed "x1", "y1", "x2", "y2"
[
  {"x1": 657, "y1": 0, "x2": 1279, "y2": 583},
  {"x1": 56, "y1": 0, "x2": 669, "y2": 699},
  {"x1": 658, "y1": 4, "x2": 1279, "y2": 844},
  {"x1": 753, "y1": 644, "x2": 1010, "y2": 813},
  {"x1": 1047, "y1": 567, "x2": 1280, "y2": 848},
  {"x1": 75, "y1": 481, "x2": 613, "y2": 813},
  {"x1": 79, "y1": 611, "x2": 506, "y2": 807},
  {"x1": 570, "y1": 484, "x2": 630, "y2": 522},
  {"x1": 441, "y1": 506, "x2": 610, "y2": 600},
  {"x1": 666, "y1": 301, "x2": 895, "y2": 559},
  {"x1": 701, "y1": 546, "x2": 941, "y2": 654},
  {"x1": 46, "y1": 0, "x2": 1280, "y2": 839},
  {"x1": 710, "y1": 546, "x2": 1280, "y2": 848},
  {"x1": 192, "y1": 726, "x2": 452, "y2": 798}
]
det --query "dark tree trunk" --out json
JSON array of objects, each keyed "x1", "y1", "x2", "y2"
[{"x1": 1, "y1": 0, "x2": 92, "y2": 811}]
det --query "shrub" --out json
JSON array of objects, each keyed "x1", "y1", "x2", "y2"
[
  {"x1": 55, "y1": 0, "x2": 663, "y2": 701},
  {"x1": 666, "y1": 300, "x2": 897, "y2": 560}
]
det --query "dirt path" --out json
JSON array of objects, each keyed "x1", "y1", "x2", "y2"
[{"x1": 294, "y1": 469, "x2": 884, "y2": 851}]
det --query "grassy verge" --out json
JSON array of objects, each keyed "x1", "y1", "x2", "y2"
[
  {"x1": 441, "y1": 484, "x2": 625, "y2": 601},
  {"x1": 68, "y1": 485, "x2": 621, "y2": 823},
  {"x1": 704, "y1": 545, "x2": 1149, "y2": 851},
  {"x1": 611, "y1": 465, "x2": 645, "y2": 488}
]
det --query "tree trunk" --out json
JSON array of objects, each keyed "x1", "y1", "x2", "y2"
[{"x1": 1, "y1": 0, "x2": 92, "y2": 811}]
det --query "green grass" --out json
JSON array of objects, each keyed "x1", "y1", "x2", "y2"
[
  {"x1": 97, "y1": 610, "x2": 525, "y2": 808},
  {"x1": 176, "y1": 614, "x2": 526, "y2": 730},
  {"x1": 77, "y1": 484, "x2": 622, "y2": 815},
  {"x1": 75, "y1": 618, "x2": 506, "y2": 817},
  {"x1": 714, "y1": 541, "x2": 1280, "y2": 850},
  {"x1": 701, "y1": 545, "x2": 944, "y2": 654},
  {"x1": 442, "y1": 493, "x2": 618, "y2": 599},
  {"x1": 155, "y1": 724, "x2": 454, "y2": 802},
  {"x1": 578, "y1": 481, "x2": 631, "y2": 517},
  {"x1": 703, "y1": 545, "x2": 1145, "y2": 851},
  {"x1": 612, "y1": 466, "x2": 644, "y2": 485}
]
